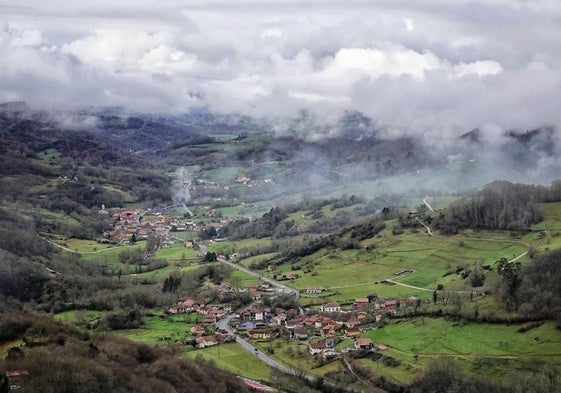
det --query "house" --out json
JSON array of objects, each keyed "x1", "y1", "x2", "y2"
[
  {"x1": 294, "y1": 327, "x2": 309, "y2": 340},
  {"x1": 305, "y1": 286, "x2": 325, "y2": 294},
  {"x1": 345, "y1": 327, "x2": 362, "y2": 338},
  {"x1": 354, "y1": 298, "x2": 369, "y2": 308},
  {"x1": 355, "y1": 337, "x2": 375, "y2": 351},
  {"x1": 247, "y1": 329, "x2": 273, "y2": 340},
  {"x1": 321, "y1": 323, "x2": 340, "y2": 337},
  {"x1": 203, "y1": 314, "x2": 217, "y2": 325},
  {"x1": 285, "y1": 319, "x2": 303, "y2": 330},
  {"x1": 5, "y1": 370, "x2": 29, "y2": 388},
  {"x1": 304, "y1": 315, "x2": 323, "y2": 329},
  {"x1": 169, "y1": 298, "x2": 198, "y2": 314},
  {"x1": 195, "y1": 336, "x2": 218, "y2": 349},
  {"x1": 345, "y1": 316, "x2": 360, "y2": 328},
  {"x1": 238, "y1": 321, "x2": 257, "y2": 330},
  {"x1": 321, "y1": 302, "x2": 341, "y2": 313},
  {"x1": 190, "y1": 325, "x2": 206, "y2": 336},
  {"x1": 321, "y1": 348, "x2": 340, "y2": 360},
  {"x1": 381, "y1": 300, "x2": 398, "y2": 313},
  {"x1": 250, "y1": 304, "x2": 264, "y2": 321},
  {"x1": 308, "y1": 341, "x2": 325, "y2": 355}
]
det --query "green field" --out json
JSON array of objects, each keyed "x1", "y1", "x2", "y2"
[
  {"x1": 154, "y1": 243, "x2": 200, "y2": 262},
  {"x1": 259, "y1": 225, "x2": 529, "y2": 304},
  {"x1": 54, "y1": 310, "x2": 105, "y2": 329},
  {"x1": 118, "y1": 313, "x2": 201, "y2": 346},
  {"x1": 203, "y1": 166, "x2": 243, "y2": 183},
  {"x1": 184, "y1": 343, "x2": 273, "y2": 381},
  {"x1": 533, "y1": 202, "x2": 561, "y2": 251},
  {"x1": 63, "y1": 238, "x2": 119, "y2": 253},
  {"x1": 362, "y1": 318, "x2": 561, "y2": 384},
  {"x1": 252, "y1": 339, "x2": 342, "y2": 377}
]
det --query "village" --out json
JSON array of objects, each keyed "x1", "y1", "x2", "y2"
[
  {"x1": 165, "y1": 280, "x2": 418, "y2": 363},
  {"x1": 99, "y1": 204, "x2": 240, "y2": 246}
]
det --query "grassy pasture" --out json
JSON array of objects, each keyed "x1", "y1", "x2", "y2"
[
  {"x1": 54, "y1": 310, "x2": 104, "y2": 329},
  {"x1": 208, "y1": 238, "x2": 272, "y2": 256},
  {"x1": 533, "y1": 202, "x2": 561, "y2": 251},
  {"x1": 63, "y1": 238, "x2": 118, "y2": 253},
  {"x1": 238, "y1": 252, "x2": 279, "y2": 268},
  {"x1": 37, "y1": 148, "x2": 61, "y2": 161},
  {"x1": 184, "y1": 343, "x2": 273, "y2": 381},
  {"x1": 362, "y1": 318, "x2": 561, "y2": 384},
  {"x1": 79, "y1": 242, "x2": 144, "y2": 262},
  {"x1": 154, "y1": 243, "x2": 199, "y2": 262},
  {"x1": 102, "y1": 184, "x2": 136, "y2": 202},
  {"x1": 229, "y1": 269, "x2": 261, "y2": 288},
  {"x1": 252, "y1": 339, "x2": 341, "y2": 378},
  {"x1": 134, "y1": 262, "x2": 203, "y2": 280},
  {"x1": 269, "y1": 224, "x2": 529, "y2": 303},
  {"x1": 118, "y1": 313, "x2": 201, "y2": 346},
  {"x1": 204, "y1": 166, "x2": 243, "y2": 183}
]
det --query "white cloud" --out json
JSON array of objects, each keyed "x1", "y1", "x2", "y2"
[
  {"x1": 403, "y1": 18, "x2": 415, "y2": 32},
  {"x1": 0, "y1": 0, "x2": 560, "y2": 135},
  {"x1": 452, "y1": 60, "x2": 503, "y2": 78}
]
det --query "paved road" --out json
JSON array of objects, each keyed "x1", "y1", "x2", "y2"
[
  {"x1": 217, "y1": 314, "x2": 371, "y2": 392},
  {"x1": 216, "y1": 314, "x2": 297, "y2": 375},
  {"x1": 216, "y1": 256, "x2": 299, "y2": 300}
]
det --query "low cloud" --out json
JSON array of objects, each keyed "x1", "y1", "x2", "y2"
[{"x1": 1, "y1": 0, "x2": 560, "y2": 141}]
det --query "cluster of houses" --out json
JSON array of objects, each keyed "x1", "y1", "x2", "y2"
[
  {"x1": 167, "y1": 291, "x2": 418, "y2": 361},
  {"x1": 99, "y1": 206, "x2": 250, "y2": 246},
  {"x1": 100, "y1": 207, "x2": 181, "y2": 244}
]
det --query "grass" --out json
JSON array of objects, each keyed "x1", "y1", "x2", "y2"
[
  {"x1": 37, "y1": 148, "x2": 61, "y2": 161},
  {"x1": 184, "y1": 343, "x2": 273, "y2": 381},
  {"x1": 63, "y1": 238, "x2": 118, "y2": 253},
  {"x1": 54, "y1": 310, "x2": 104, "y2": 325},
  {"x1": 230, "y1": 269, "x2": 261, "y2": 288},
  {"x1": 533, "y1": 202, "x2": 561, "y2": 252},
  {"x1": 273, "y1": 225, "x2": 531, "y2": 304},
  {"x1": 102, "y1": 184, "x2": 136, "y2": 202},
  {"x1": 117, "y1": 313, "x2": 202, "y2": 346},
  {"x1": 134, "y1": 262, "x2": 203, "y2": 280},
  {"x1": 203, "y1": 166, "x2": 243, "y2": 183},
  {"x1": 359, "y1": 318, "x2": 561, "y2": 384},
  {"x1": 252, "y1": 339, "x2": 341, "y2": 377},
  {"x1": 154, "y1": 243, "x2": 199, "y2": 262}
]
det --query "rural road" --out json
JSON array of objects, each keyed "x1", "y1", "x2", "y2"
[
  {"x1": 423, "y1": 197, "x2": 435, "y2": 212},
  {"x1": 216, "y1": 314, "x2": 296, "y2": 375},
  {"x1": 415, "y1": 217, "x2": 435, "y2": 236},
  {"x1": 39, "y1": 235, "x2": 119, "y2": 254},
  {"x1": 216, "y1": 314, "x2": 372, "y2": 393},
  {"x1": 216, "y1": 256, "x2": 300, "y2": 300}
]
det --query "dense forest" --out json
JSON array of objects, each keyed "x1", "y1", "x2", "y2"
[
  {"x1": 496, "y1": 249, "x2": 561, "y2": 321},
  {"x1": 434, "y1": 180, "x2": 561, "y2": 233}
]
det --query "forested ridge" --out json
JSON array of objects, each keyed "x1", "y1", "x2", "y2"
[{"x1": 435, "y1": 180, "x2": 561, "y2": 233}]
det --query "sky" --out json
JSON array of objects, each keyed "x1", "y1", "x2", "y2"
[{"x1": 1, "y1": 0, "x2": 561, "y2": 138}]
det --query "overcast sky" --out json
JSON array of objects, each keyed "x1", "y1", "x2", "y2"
[{"x1": 1, "y1": 0, "x2": 561, "y2": 136}]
